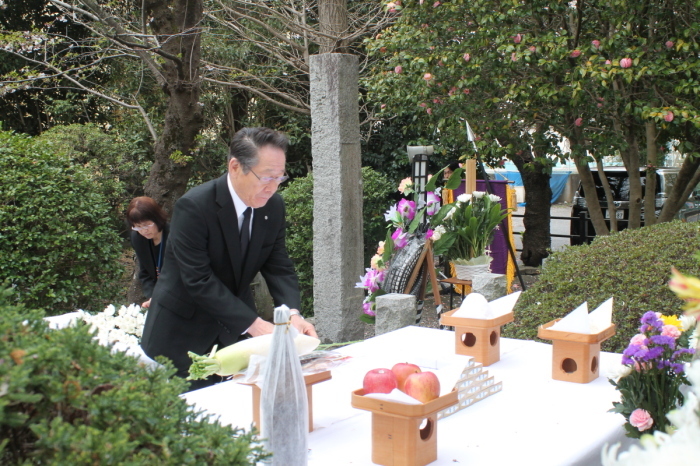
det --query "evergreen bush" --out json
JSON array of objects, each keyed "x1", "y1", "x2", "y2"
[
  {"x1": 0, "y1": 286, "x2": 266, "y2": 464},
  {"x1": 503, "y1": 221, "x2": 700, "y2": 353},
  {"x1": 0, "y1": 130, "x2": 124, "y2": 315},
  {"x1": 281, "y1": 167, "x2": 393, "y2": 315}
]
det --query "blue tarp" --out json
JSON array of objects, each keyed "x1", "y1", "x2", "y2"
[{"x1": 491, "y1": 171, "x2": 571, "y2": 205}]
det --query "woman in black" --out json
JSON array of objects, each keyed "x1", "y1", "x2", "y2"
[{"x1": 126, "y1": 196, "x2": 169, "y2": 309}]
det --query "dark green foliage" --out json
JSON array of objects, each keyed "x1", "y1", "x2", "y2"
[
  {"x1": 281, "y1": 167, "x2": 394, "y2": 315},
  {"x1": 0, "y1": 130, "x2": 124, "y2": 315},
  {"x1": 0, "y1": 286, "x2": 266, "y2": 464},
  {"x1": 503, "y1": 221, "x2": 700, "y2": 353}
]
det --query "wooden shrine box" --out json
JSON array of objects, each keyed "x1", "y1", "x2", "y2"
[
  {"x1": 248, "y1": 370, "x2": 331, "y2": 432},
  {"x1": 439, "y1": 309, "x2": 514, "y2": 366},
  {"x1": 538, "y1": 320, "x2": 616, "y2": 384},
  {"x1": 351, "y1": 389, "x2": 458, "y2": 466}
]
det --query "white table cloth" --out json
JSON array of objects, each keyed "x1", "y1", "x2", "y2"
[{"x1": 184, "y1": 326, "x2": 632, "y2": 465}]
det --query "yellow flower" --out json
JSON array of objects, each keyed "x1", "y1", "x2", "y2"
[
  {"x1": 669, "y1": 267, "x2": 700, "y2": 317},
  {"x1": 660, "y1": 314, "x2": 683, "y2": 329},
  {"x1": 376, "y1": 241, "x2": 385, "y2": 255},
  {"x1": 370, "y1": 254, "x2": 384, "y2": 271}
]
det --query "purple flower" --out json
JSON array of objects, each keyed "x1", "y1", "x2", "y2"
[
  {"x1": 650, "y1": 334, "x2": 676, "y2": 349},
  {"x1": 426, "y1": 229, "x2": 434, "y2": 240},
  {"x1": 356, "y1": 268, "x2": 385, "y2": 293},
  {"x1": 363, "y1": 301, "x2": 376, "y2": 317},
  {"x1": 642, "y1": 346, "x2": 665, "y2": 361},
  {"x1": 392, "y1": 227, "x2": 408, "y2": 249},
  {"x1": 640, "y1": 311, "x2": 663, "y2": 330},
  {"x1": 425, "y1": 191, "x2": 440, "y2": 216},
  {"x1": 670, "y1": 363, "x2": 685, "y2": 374},
  {"x1": 384, "y1": 204, "x2": 402, "y2": 223},
  {"x1": 672, "y1": 348, "x2": 695, "y2": 359},
  {"x1": 397, "y1": 199, "x2": 416, "y2": 221}
]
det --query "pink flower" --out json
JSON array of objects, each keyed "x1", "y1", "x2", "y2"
[
  {"x1": 661, "y1": 324, "x2": 681, "y2": 338},
  {"x1": 438, "y1": 60, "x2": 444, "y2": 67},
  {"x1": 380, "y1": 104, "x2": 386, "y2": 109},
  {"x1": 426, "y1": 191, "x2": 440, "y2": 215},
  {"x1": 605, "y1": 60, "x2": 612, "y2": 65},
  {"x1": 629, "y1": 408, "x2": 654, "y2": 432},
  {"x1": 363, "y1": 301, "x2": 376, "y2": 317},
  {"x1": 397, "y1": 199, "x2": 416, "y2": 220},
  {"x1": 630, "y1": 333, "x2": 647, "y2": 346},
  {"x1": 528, "y1": 46, "x2": 536, "y2": 52},
  {"x1": 463, "y1": 88, "x2": 470, "y2": 94},
  {"x1": 392, "y1": 227, "x2": 408, "y2": 249},
  {"x1": 620, "y1": 57, "x2": 632, "y2": 68},
  {"x1": 513, "y1": 33, "x2": 522, "y2": 44},
  {"x1": 419, "y1": 102, "x2": 427, "y2": 107},
  {"x1": 665, "y1": 41, "x2": 674, "y2": 49},
  {"x1": 426, "y1": 107, "x2": 433, "y2": 115},
  {"x1": 574, "y1": 118, "x2": 583, "y2": 127},
  {"x1": 433, "y1": 1, "x2": 440, "y2": 7},
  {"x1": 395, "y1": 65, "x2": 403, "y2": 74},
  {"x1": 463, "y1": 53, "x2": 471, "y2": 62},
  {"x1": 511, "y1": 52, "x2": 518, "y2": 62},
  {"x1": 592, "y1": 40, "x2": 601, "y2": 49},
  {"x1": 448, "y1": 86, "x2": 457, "y2": 96},
  {"x1": 423, "y1": 73, "x2": 433, "y2": 81},
  {"x1": 570, "y1": 50, "x2": 581, "y2": 58},
  {"x1": 664, "y1": 112, "x2": 674, "y2": 122},
  {"x1": 426, "y1": 229, "x2": 434, "y2": 240},
  {"x1": 597, "y1": 103, "x2": 603, "y2": 108},
  {"x1": 357, "y1": 268, "x2": 385, "y2": 293}
]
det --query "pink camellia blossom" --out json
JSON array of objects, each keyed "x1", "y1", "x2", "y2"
[
  {"x1": 620, "y1": 57, "x2": 633, "y2": 68},
  {"x1": 592, "y1": 40, "x2": 601, "y2": 49},
  {"x1": 570, "y1": 50, "x2": 581, "y2": 58},
  {"x1": 433, "y1": 98, "x2": 443, "y2": 104},
  {"x1": 513, "y1": 33, "x2": 522, "y2": 44},
  {"x1": 463, "y1": 88, "x2": 470, "y2": 94},
  {"x1": 419, "y1": 102, "x2": 427, "y2": 108},
  {"x1": 629, "y1": 408, "x2": 654, "y2": 432},
  {"x1": 423, "y1": 72, "x2": 432, "y2": 81},
  {"x1": 605, "y1": 60, "x2": 612, "y2": 65},
  {"x1": 426, "y1": 107, "x2": 432, "y2": 115},
  {"x1": 395, "y1": 65, "x2": 403, "y2": 74},
  {"x1": 363, "y1": 301, "x2": 375, "y2": 317},
  {"x1": 463, "y1": 53, "x2": 471, "y2": 62},
  {"x1": 397, "y1": 198, "x2": 416, "y2": 220},
  {"x1": 665, "y1": 40, "x2": 674, "y2": 49},
  {"x1": 661, "y1": 324, "x2": 681, "y2": 338},
  {"x1": 438, "y1": 60, "x2": 444, "y2": 67},
  {"x1": 511, "y1": 52, "x2": 518, "y2": 62},
  {"x1": 426, "y1": 191, "x2": 440, "y2": 216},
  {"x1": 574, "y1": 118, "x2": 583, "y2": 127},
  {"x1": 597, "y1": 103, "x2": 603, "y2": 108},
  {"x1": 529, "y1": 46, "x2": 536, "y2": 52},
  {"x1": 380, "y1": 104, "x2": 386, "y2": 109},
  {"x1": 664, "y1": 112, "x2": 674, "y2": 122},
  {"x1": 448, "y1": 86, "x2": 457, "y2": 96},
  {"x1": 433, "y1": 1, "x2": 440, "y2": 7},
  {"x1": 392, "y1": 227, "x2": 408, "y2": 249}
]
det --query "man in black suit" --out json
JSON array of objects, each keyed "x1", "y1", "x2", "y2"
[{"x1": 140, "y1": 127, "x2": 317, "y2": 390}]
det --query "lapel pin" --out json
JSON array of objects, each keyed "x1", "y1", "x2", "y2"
[{"x1": 265, "y1": 216, "x2": 268, "y2": 220}]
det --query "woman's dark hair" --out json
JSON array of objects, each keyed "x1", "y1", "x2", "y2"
[
  {"x1": 447, "y1": 160, "x2": 461, "y2": 172},
  {"x1": 126, "y1": 197, "x2": 168, "y2": 231},
  {"x1": 228, "y1": 127, "x2": 288, "y2": 172}
]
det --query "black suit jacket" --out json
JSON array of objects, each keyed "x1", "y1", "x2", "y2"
[
  {"x1": 140, "y1": 174, "x2": 301, "y2": 375},
  {"x1": 130, "y1": 224, "x2": 169, "y2": 298}
]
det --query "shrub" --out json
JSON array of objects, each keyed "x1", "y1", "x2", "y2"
[
  {"x1": 0, "y1": 286, "x2": 267, "y2": 464},
  {"x1": 0, "y1": 130, "x2": 124, "y2": 315},
  {"x1": 281, "y1": 167, "x2": 394, "y2": 315},
  {"x1": 503, "y1": 221, "x2": 700, "y2": 353}
]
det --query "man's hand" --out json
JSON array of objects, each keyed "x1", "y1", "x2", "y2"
[
  {"x1": 247, "y1": 317, "x2": 275, "y2": 336},
  {"x1": 141, "y1": 298, "x2": 152, "y2": 309},
  {"x1": 290, "y1": 310, "x2": 318, "y2": 338}
]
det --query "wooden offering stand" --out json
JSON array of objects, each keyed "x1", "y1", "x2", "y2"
[
  {"x1": 439, "y1": 309, "x2": 514, "y2": 366},
  {"x1": 351, "y1": 389, "x2": 458, "y2": 466},
  {"x1": 248, "y1": 370, "x2": 331, "y2": 432},
  {"x1": 537, "y1": 320, "x2": 616, "y2": 384}
]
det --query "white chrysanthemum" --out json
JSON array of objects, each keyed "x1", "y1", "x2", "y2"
[
  {"x1": 432, "y1": 225, "x2": 446, "y2": 241},
  {"x1": 457, "y1": 193, "x2": 471, "y2": 203},
  {"x1": 680, "y1": 314, "x2": 697, "y2": 332},
  {"x1": 488, "y1": 194, "x2": 501, "y2": 202},
  {"x1": 444, "y1": 206, "x2": 456, "y2": 220},
  {"x1": 472, "y1": 191, "x2": 485, "y2": 198},
  {"x1": 607, "y1": 364, "x2": 633, "y2": 383}
]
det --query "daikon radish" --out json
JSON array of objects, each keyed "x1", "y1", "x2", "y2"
[{"x1": 187, "y1": 333, "x2": 320, "y2": 380}]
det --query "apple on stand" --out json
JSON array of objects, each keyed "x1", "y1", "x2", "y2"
[
  {"x1": 363, "y1": 368, "x2": 398, "y2": 394},
  {"x1": 391, "y1": 362, "x2": 421, "y2": 392},
  {"x1": 404, "y1": 371, "x2": 440, "y2": 403}
]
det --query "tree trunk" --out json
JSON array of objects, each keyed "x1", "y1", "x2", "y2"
[
  {"x1": 318, "y1": 0, "x2": 349, "y2": 53},
  {"x1": 574, "y1": 154, "x2": 610, "y2": 236},
  {"x1": 621, "y1": 126, "x2": 643, "y2": 229},
  {"x1": 643, "y1": 121, "x2": 659, "y2": 226},
  {"x1": 658, "y1": 127, "x2": 700, "y2": 222},
  {"x1": 142, "y1": 0, "x2": 205, "y2": 214},
  {"x1": 511, "y1": 150, "x2": 551, "y2": 266}
]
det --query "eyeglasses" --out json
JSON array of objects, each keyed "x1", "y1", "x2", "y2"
[
  {"x1": 132, "y1": 223, "x2": 155, "y2": 231},
  {"x1": 249, "y1": 167, "x2": 289, "y2": 185}
]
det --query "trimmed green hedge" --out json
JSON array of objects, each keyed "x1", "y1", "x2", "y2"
[
  {"x1": 0, "y1": 130, "x2": 124, "y2": 315},
  {"x1": 0, "y1": 287, "x2": 266, "y2": 464},
  {"x1": 503, "y1": 221, "x2": 700, "y2": 353}
]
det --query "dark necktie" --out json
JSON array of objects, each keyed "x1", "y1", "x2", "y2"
[{"x1": 240, "y1": 207, "x2": 252, "y2": 254}]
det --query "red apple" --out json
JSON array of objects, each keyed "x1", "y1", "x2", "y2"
[
  {"x1": 404, "y1": 371, "x2": 440, "y2": 403},
  {"x1": 391, "y1": 362, "x2": 421, "y2": 392},
  {"x1": 363, "y1": 368, "x2": 397, "y2": 394}
]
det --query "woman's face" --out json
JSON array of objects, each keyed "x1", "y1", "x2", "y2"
[
  {"x1": 132, "y1": 222, "x2": 160, "y2": 240},
  {"x1": 443, "y1": 168, "x2": 454, "y2": 180}
]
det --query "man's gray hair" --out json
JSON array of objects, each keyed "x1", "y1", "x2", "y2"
[{"x1": 228, "y1": 127, "x2": 288, "y2": 171}]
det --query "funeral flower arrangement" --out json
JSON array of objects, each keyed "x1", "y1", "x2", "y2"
[
  {"x1": 76, "y1": 303, "x2": 147, "y2": 349},
  {"x1": 430, "y1": 191, "x2": 509, "y2": 264},
  {"x1": 356, "y1": 168, "x2": 464, "y2": 322},
  {"x1": 609, "y1": 310, "x2": 697, "y2": 438}
]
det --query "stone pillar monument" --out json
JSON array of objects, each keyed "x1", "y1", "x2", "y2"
[{"x1": 310, "y1": 53, "x2": 364, "y2": 343}]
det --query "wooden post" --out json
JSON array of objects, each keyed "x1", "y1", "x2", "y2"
[{"x1": 464, "y1": 159, "x2": 477, "y2": 194}]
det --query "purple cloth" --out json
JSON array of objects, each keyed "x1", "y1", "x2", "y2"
[{"x1": 476, "y1": 180, "x2": 510, "y2": 275}]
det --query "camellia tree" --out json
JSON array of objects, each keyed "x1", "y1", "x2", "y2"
[{"x1": 365, "y1": 0, "x2": 700, "y2": 265}]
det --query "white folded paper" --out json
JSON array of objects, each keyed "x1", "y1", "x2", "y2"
[
  {"x1": 549, "y1": 298, "x2": 614, "y2": 334},
  {"x1": 364, "y1": 389, "x2": 422, "y2": 405},
  {"x1": 452, "y1": 291, "x2": 522, "y2": 319}
]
